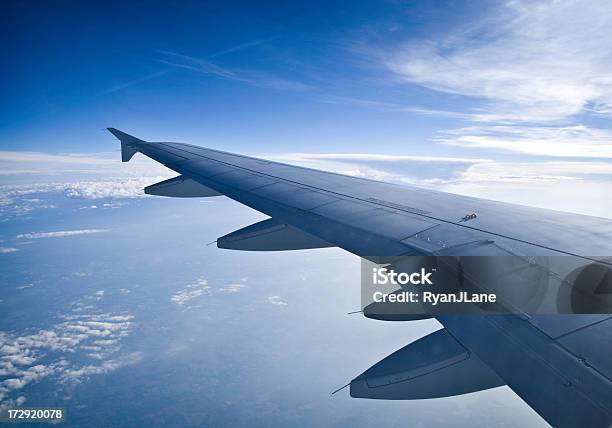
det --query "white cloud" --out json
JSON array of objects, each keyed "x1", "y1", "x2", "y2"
[
  {"x1": 385, "y1": 0, "x2": 612, "y2": 158},
  {"x1": 171, "y1": 279, "x2": 211, "y2": 305},
  {"x1": 0, "y1": 312, "x2": 137, "y2": 410},
  {"x1": 157, "y1": 49, "x2": 316, "y2": 93},
  {"x1": 269, "y1": 152, "x2": 489, "y2": 184},
  {"x1": 1, "y1": 177, "x2": 168, "y2": 202},
  {"x1": 0, "y1": 247, "x2": 17, "y2": 254},
  {"x1": 0, "y1": 150, "x2": 169, "y2": 177},
  {"x1": 0, "y1": 148, "x2": 174, "y2": 218},
  {"x1": 0, "y1": 176, "x2": 172, "y2": 220},
  {"x1": 438, "y1": 125, "x2": 612, "y2": 158},
  {"x1": 284, "y1": 153, "x2": 612, "y2": 216},
  {"x1": 276, "y1": 152, "x2": 612, "y2": 185},
  {"x1": 459, "y1": 160, "x2": 612, "y2": 183},
  {"x1": 219, "y1": 283, "x2": 248, "y2": 293},
  {"x1": 267, "y1": 296, "x2": 287, "y2": 306},
  {"x1": 16, "y1": 229, "x2": 107, "y2": 240},
  {"x1": 389, "y1": 0, "x2": 612, "y2": 123},
  {"x1": 62, "y1": 178, "x2": 166, "y2": 199},
  {"x1": 61, "y1": 353, "x2": 142, "y2": 382},
  {"x1": 0, "y1": 152, "x2": 114, "y2": 168},
  {"x1": 271, "y1": 153, "x2": 488, "y2": 164}
]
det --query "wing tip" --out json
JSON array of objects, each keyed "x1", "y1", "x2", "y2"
[{"x1": 107, "y1": 128, "x2": 145, "y2": 144}]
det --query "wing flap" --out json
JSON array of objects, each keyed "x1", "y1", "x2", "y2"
[{"x1": 217, "y1": 218, "x2": 334, "y2": 251}]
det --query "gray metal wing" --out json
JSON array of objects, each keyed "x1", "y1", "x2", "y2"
[{"x1": 109, "y1": 128, "x2": 612, "y2": 427}]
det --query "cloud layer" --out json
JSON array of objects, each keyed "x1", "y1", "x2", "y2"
[
  {"x1": 170, "y1": 278, "x2": 211, "y2": 306},
  {"x1": 16, "y1": 229, "x2": 107, "y2": 240},
  {"x1": 273, "y1": 152, "x2": 612, "y2": 185},
  {"x1": 0, "y1": 151, "x2": 170, "y2": 177},
  {"x1": 386, "y1": 0, "x2": 612, "y2": 158},
  {"x1": 0, "y1": 312, "x2": 139, "y2": 411},
  {"x1": 389, "y1": 0, "x2": 612, "y2": 123}
]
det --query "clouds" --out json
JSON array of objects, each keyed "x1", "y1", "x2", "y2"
[
  {"x1": 170, "y1": 278, "x2": 211, "y2": 306},
  {"x1": 0, "y1": 145, "x2": 175, "y2": 223},
  {"x1": 389, "y1": 0, "x2": 612, "y2": 123},
  {"x1": 157, "y1": 50, "x2": 317, "y2": 94},
  {"x1": 271, "y1": 152, "x2": 612, "y2": 215},
  {"x1": 0, "y1": 149, "x2": 173, "y2": 220},
  {"x1": 0, "y1": 177, "x2": 172, "y2": 219},
  {"x1": 267, "y1": 296, "x2": 287, "y2": 306},
  {"x1": 274, "y1": 152, "x2": 612, "y2": 185},
  {"x1": 385, "y1": 0, "x2": 612, "y2": 158},
  {"x1": 270, "y1": 152, "x2": 489, "y2": 184},
  {"x1": 62, "y1": 178, "x2": 168, "y2": 199},
  {"x1": 219, "y1": 283, "x2": 248, "y2": 293},
  {"x1": 16, "y1": 229, "x2": 107, "y2": 240},
  {"x1": 61, "y1": 352, "x2": 141, "y2": 381},
  {"x1": 0, "y1": 149, "x2": 174, "y2": 219},
  {"x1": 273, "y1": 152, "x2": 487, "y2": 164},
  {"x1": 0, "y1": 178, "x2": 169, "y2": 204},
  {"x1": 0, "y1": 152, "x2": 114, "y2": 168},
  {"x1": 0, "y1": 312, "x2": 138, "y2": 411},
  {"x1": 170, "y1": 278, "x2": 249, "y2": 309},
  {"x1": 0, "y1": 150, "x2": 170, "y2": 178},
  {"x1": 1, "y1": 143, "x2": 610, "y2": 223},
  {"x1": 437, "y1": 125, "x2": 612, "y2": 158}
]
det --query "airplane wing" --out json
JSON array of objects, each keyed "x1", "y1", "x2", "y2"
[{"x1": 109, "y1": 128, "x2": 612, "y2": 427}]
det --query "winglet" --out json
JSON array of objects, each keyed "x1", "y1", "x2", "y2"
[{"x1": 107, "y1": 128, "x2": 146, "y2": 162}]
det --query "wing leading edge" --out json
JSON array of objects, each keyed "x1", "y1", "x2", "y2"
[{"x1": 108, "y1": 128, "x2": 612, "y2": 427}]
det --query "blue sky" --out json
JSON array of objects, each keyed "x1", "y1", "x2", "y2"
[
  {"x1": 2, "y1": 0, "x2": 484, "y2": 154},
  {"x1": 3, "y1": 0, "x2": 612, "y2": 216}
]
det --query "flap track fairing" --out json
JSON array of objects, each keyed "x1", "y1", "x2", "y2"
[
  {"x1": 217, "y1": 218, "x2": 334, "y2": 251},
  {"x1": 350, "y1": 328, "x2": 504, "y2": 399},
  {"x1": 145, "y1": 175, "x2": 222, "y2": 197}
]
